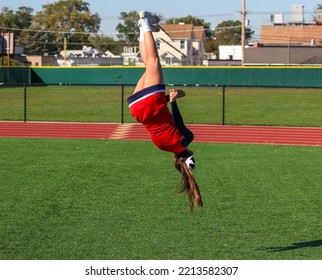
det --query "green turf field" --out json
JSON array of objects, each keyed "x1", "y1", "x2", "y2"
[
  {"x1": 0, "y1": 138, "x2": 321, "y2": 260},
  {"x1": 1, "y1": 85, "x2": 322, "y2": 126}
]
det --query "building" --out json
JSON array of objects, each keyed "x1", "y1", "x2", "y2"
[
  {"x1": 152, "y1": 23, "x2": 206, "y2": 66},
  {"x1": 57, "y1": 46, "x2": 122, "y2": 66},
  {"x1": 219, "y1": 45, "x2": 242, "y2": 60},
  {"x1": 244, "y1": 43, "x2": 322, "y2": 65},
  {"x1": 261, "y1": 25, "x2": 322, "y2": 46},
  {"x1": 121, "y1": 46, "x2": 140, "y2": 66},
  {"x1": 25, "y1": 55, "x2": 55, "y2": 66},
  {"x1": 244, "y1": 24, "x2": 322, "y2": 65},
  {"x1": 120, "y1": 23, "x2": 206, "y2": 66},
  {"x1": 244, "y1": 4, "x2": 322, "y2": 65}
]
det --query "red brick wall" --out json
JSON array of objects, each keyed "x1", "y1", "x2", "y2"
[{"x1": 261, "y1": 25, "x2": 322, "y2": 45}]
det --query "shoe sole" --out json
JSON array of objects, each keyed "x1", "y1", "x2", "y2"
[{"x1": 139, "y1": 11, "x2": 160, "y2": 25}]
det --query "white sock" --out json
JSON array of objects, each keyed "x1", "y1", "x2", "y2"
[
  {"x1": 139, "y1": 28, "x2": 144, "y2": 42},
  {"x1": 138, "y1": 18, "x2": 151, "y2": 34}
]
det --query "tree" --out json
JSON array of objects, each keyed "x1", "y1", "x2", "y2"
[
  {"x1": 206, "y1": 20, "x2": 254, "y2": 57},
  {"x1": 18, "y1": 0, "x2": 101, "y2": 55},
  {"x1": 204, "y1": 39, "x2": 218, "y2": 54},
  {"x1": 89, "y1": 34, "x2": 123, "y2": 55},
  {"x1": 0, "y1": 6, "x2": 33, "y2": 36},
  {"x1": 1, "y1": 56, "x2": 21, "y2": 66},
  {"x1": 116, "y1": 11, "x2": 163, "y2": 44},
  {"x1": 214, "y1": 20, "x2": 253, "y2": 45},
  {"x1": 165, "y1": 15, "x2": 213, "y2": 38},
  {"x1": 115, "y1": 11, "x2": 140, "y2": 43}
]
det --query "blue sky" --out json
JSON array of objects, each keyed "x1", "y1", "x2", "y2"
[{"x1": 1, "y1": 0, "x2": 320, "y2": 39}]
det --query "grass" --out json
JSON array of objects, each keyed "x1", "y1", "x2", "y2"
[
  {"x1": 0, "y1": 138, "x2": 321, "y2": 260},
  {"x1": 224, "y1": 87, "x2": 322, "y2": 126},
  {"x1": 1, "y1": 85, "x2": 322, "y2": 126},
  {"x1": 0, "y1": 85, "x2": 129, "y2": 123}
]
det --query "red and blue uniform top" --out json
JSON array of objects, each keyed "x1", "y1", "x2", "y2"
[{"x1": 127, "y1": 84, "x2": 186, "y2": 154}]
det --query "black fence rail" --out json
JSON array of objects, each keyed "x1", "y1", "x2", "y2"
[{"x1": 1, "y1": 83, "x2": 322, "y2": 127}]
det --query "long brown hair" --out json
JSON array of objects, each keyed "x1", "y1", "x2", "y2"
[{"x1": 174, "y1": 155, "x2": 203, "y2": 210}]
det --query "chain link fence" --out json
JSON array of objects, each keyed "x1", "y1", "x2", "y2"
[{"x1": 1, "y1": 84, "x2": 322, "y2": 127}]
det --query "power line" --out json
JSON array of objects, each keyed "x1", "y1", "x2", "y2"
[{"x1": 0, "y1": 26, "x2": 128, "y2": 36}]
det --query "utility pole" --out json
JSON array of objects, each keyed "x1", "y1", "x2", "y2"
[
  {"x1": 241, "y1": 0, "x2": 246, "y2": 65},
  {"x1": 64, "y1": 35, "x2": 67, "y2": 65}
]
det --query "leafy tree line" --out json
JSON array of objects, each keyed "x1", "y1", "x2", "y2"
[{"x1": 0, "y1": 0, "x2": 255, "y2": 57}]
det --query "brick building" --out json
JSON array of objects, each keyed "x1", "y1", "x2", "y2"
[
  {"x1": 243, "y1": 4, "x2": 322, "y2": 65},
  {"x1": 261, "y1": 25, "x2": 322, "y2": 46},
  {"x1": 244, "y1": 24, "x2": 322, "y2": 65}
]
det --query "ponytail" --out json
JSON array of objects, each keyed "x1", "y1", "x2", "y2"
[{"x1": 174, "y1": 155, "x2": 203, "y2": 210}]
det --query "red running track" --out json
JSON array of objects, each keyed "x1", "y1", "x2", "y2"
[{"x1": 1, "y1": 122, "x2": 322, "y2": 146}]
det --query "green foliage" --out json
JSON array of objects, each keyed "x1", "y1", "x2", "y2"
[
  {"x1": 215, "y1": 20, "x2": 242, "y2": 45},
  {"x1": 0, "y1": 138, "x2": 321, "y2": 259},
  {"x1": 17, "y1": 30, "x2": 53, "y2": 55},
  {"x1": 88, "y1": 34, "x2": 123, "y2": 55},
  {"x1": 18, "y1": 0, "x2": 101, "y2": 55},
  {"x1": 214, "y1": 20, "x2": 254, "y2": 45},
  {"x1": 204, "y1": 39, "x2": 218, "y2": 53},
  {"x1": 0, "y1": 56, "x2": 22, "y2": 66},
  {"x1": 0, "y1": 6, "x2": 33, "y2": 36},
  {"x1": 116, "y1": 11, "x2": 140, "y2": 43}
]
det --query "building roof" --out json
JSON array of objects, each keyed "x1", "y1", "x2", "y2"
[
  {"x1": 192, "y1": 26, "x2": 206, "y2": 40},
  {"x1": 160, "y1": 23, "x2": 205, "y2": 40}
]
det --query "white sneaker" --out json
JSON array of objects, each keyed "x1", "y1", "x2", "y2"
[
  {"x1": 139, "y1": 11, "x2": 160, "y2": 25},
  {"x1": 139, "y1": 11, "x2": 160, "y2": 32}
]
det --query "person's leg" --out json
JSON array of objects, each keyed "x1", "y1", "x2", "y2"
[
  {"x1": 133, "y1": 42, "x2": 148, "y2": 93},
  {"x1": 143, "y1": 27, "x2": 164, "y2": 87},
  {"x1": 139, "y1": 31, "x2": 148, "y2": 66},
  {"x1": 133, "y1": 22, "x2": 149, "y2": 94},
  {"x1": 135, "y1": 15, "x2": 163, "y2": 91}
]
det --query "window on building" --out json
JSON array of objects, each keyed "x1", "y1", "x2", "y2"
[{"x1": 180, "y1": 40, "x2": 185, "y2": 49}]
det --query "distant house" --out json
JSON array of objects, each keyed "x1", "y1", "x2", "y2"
[
  {"x1": 119, "y1": 23, "x2": 206, "y2": 66},
  {"x1": 152, "y1": 23, "x2": 206, "y2": 66},
  {"x1": 121, "y1": 46, "x2": 140, "y2": 66},
  {"x1": 56, "y1": 46, "x2": 122, "y2": 66},
  {"x1": 25, "y1": 55, "x2": 55, "y2": 66},
  {"x1": 219, "y1": 45, "x2": 242, "y2": 60}
]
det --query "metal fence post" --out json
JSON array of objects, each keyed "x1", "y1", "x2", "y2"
[
  {"x1": 222, "y1": 85, "x2": 225, "y2": 126},
  {"x1": 24, "y1": 84, "x2": 27, "y2": 123},
  {"x1": 121, "y1": 84, "x2": 124, "y2": 124}
]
